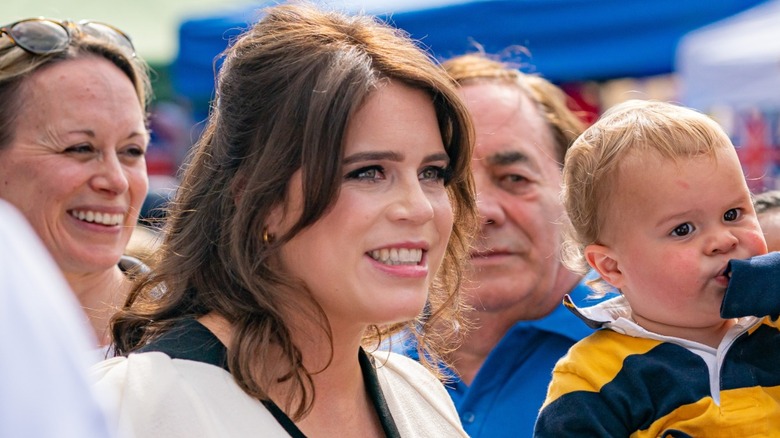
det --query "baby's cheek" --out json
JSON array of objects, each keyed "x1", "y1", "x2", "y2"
[
  {"x1": 744, "y1": 229, "x2": 768, "y2": 256},
  {"x1": 661, "y1": 250, "x2": 700, "y2": 284}
]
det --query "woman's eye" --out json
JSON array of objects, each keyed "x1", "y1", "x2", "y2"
[
  {"x1": 419, "y1": 166, "x2": 452, "y2": 183},
  {"x1": 64, "y1": 144, "x2": 94, "y2": 154},
  {"x1": 723, "y1": 208, "x2": 740, "y2": 222},
  {"x1": 671, "y1": 223, "x2": 694, "y2": 237},
  {"x1": 122, "y1": 146, "x2": 146, "y2": 158},
  {"x1": 346, "y1": 165, "x2": 383, "y2": 181}
]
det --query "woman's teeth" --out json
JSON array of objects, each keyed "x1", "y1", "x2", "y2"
[
  {"x1": 370, "y1": 248, "x2": 423, "y2": 265},
  {"x1": 70, "y1": 210, "x2": 124, "y2": 226}
]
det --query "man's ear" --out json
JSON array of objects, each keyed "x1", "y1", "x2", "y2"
[{"x1": 585, "y1": 244, "x2": 624, "y2": 289}]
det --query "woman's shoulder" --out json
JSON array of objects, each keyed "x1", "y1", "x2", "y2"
[
  {"x1": 370, "y1": 350, "x2": 458, "y2": 397},
  {"x1": 92, "y1": 351, "x2": 227, "y2": 386},
  {"x1": 369, "y1": 349, "x2": 420, "y2": 367},
  {"x1": 369, "y1": 351, "x2": 468, "y2": 438},
  {"x1": 90, "y1": 352, "x2": 289, "y2": 438}
]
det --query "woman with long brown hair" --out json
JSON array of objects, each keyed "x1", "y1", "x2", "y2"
[{"x1": 93, "y1": 3, "x2": 477, "y2": 437}]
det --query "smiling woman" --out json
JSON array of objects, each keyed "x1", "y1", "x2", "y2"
[
  {"x1": 92, "y1": 3, "x2": 477, "y2": 437},
  {"x1": 0, "y1": 18, "x2": 151, "y2": 349},
  {"x1": 278, "y1": 82, "x2": 457, "y2": 330}
]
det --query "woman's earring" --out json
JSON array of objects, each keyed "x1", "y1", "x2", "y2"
[{"x1": 262, "y1": 227, "x2": 275, "y2": 245}]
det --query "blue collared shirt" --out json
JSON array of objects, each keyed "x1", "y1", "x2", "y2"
[{"x1": 442, "y1": 274, "x2": 610, "y2": 438}]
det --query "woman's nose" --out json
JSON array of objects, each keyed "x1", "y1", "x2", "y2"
[
  {"x1": 388, "y1": 179, "x2": 435, "y2": 224},
  {"x1": 90, "y1": 152, "x2": 130, "y2": 195}
]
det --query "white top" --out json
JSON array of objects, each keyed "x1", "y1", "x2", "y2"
[
  {"x1": 91, "y1": 350, "x2": 467, "y2": 438},
  {"x1": 0, "y1": 199, "x2": 113, "y2": 438}
]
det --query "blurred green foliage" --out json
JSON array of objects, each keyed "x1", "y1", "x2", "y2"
[{"x1": 148, "y1": 61, "x2": 174, "y2": 103}]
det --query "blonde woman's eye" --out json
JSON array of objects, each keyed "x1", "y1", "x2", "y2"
[
  {"x1": 124, "y1": 146, "x2": 146, "y2": 157},
  {"x1": 64, "y1": 144, "x2": 94, "y2": 154}
]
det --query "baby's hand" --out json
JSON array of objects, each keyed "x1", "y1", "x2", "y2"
[{"x1": 721, "y1": 252, "x2": 780, "y2": 318}]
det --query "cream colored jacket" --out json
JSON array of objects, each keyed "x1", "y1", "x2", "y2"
[{"x1": 91, "y1": 351, "x2": 467, "y2": 438}]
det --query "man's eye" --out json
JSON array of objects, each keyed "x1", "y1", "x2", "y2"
[
  {"x1": 671, "y1": 223, "x2": 693, "y2": 237},
  {"x1": 504, "y1": 174, "x2": 528, "y2": 183}
]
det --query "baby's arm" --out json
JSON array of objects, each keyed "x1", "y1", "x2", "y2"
[
  {"x1": 533, "y1": 334, "x2": 635, "y2": 437},
  {"x1": 534, "y1": 368, "x2": 628, "y2": 437},
  {"x1": 721, "y1": 252, "x2": 780, "y2": 318}
]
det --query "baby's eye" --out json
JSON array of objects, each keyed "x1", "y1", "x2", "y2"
[
  {"x1": 723, "y1": 208, "x2": 740, "y2": 222},
  {"x1": 671, "y1": 223, "x2": 694, "y2": 237}
]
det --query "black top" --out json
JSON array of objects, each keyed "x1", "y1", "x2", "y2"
[{"x1": 137, "y1": 318, "x2": 401, "y2": 438}]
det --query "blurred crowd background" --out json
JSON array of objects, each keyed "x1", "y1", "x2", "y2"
[{"x1": 7, "y1": 0, "x2": 780, "y2": 192}]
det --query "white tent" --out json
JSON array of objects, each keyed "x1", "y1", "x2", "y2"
[
  {"x1": 676, "y1": 0, "x2": 780, "y2": 110},
  {"x1": 677, "y1": 0, "x2": 780, "y2": 191}
]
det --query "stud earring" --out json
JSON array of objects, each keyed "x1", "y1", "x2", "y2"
[{"x1": 262, "y1": 227, "x2": 275, "y2": 245}]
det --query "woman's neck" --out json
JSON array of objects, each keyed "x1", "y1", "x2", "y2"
[
  {"x1": 296, "y1": 364, "x2": 383, "y2": 438},
  {"x1": 199, "y1": 312, "x2": 385, "y2": 437},
  {"x1": 277, "y1": 326, "x2": 385, "y2": 438},
  {"x1": 65, "y1": 266, "x2": 130, "y2": 346}
]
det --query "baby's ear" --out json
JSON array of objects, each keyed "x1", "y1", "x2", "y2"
[{"x1": 585, "y1": 244, "x2": 624, "y2": 289}]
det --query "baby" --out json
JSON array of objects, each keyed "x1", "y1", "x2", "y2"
[{"x1": 534, "y1": 100, "x2": 780, "y2": 436}]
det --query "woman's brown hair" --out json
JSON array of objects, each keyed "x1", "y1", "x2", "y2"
[{"x1": 112, "y1": 3, "x2": 476, "y2": 420}]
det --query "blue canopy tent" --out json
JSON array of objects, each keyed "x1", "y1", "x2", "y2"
[{"x1": 172, "y1": 0, "x2": 769, "y2": 118}]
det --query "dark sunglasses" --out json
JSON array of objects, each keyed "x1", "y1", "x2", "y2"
[{"x1": 0, "y1": 18, "x2": 135, "y2": 56}]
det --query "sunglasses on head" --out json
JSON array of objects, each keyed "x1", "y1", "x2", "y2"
[{"x1": 0, "y1": 18, "x2": 134, "y2": 56}]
